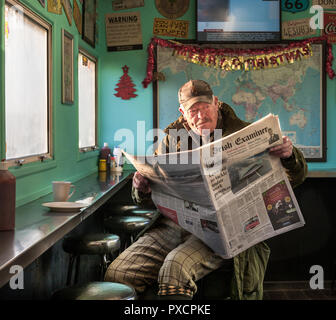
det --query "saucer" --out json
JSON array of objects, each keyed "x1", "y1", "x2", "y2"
[{"x1": 42, "y1": 202, "x2": 87, "y2": 213}]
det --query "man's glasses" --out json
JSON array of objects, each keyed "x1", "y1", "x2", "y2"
[{"x1": 187, "y1": 104, "x2": 211, "y2": 117}]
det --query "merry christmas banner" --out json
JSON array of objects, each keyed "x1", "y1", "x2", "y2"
[{"x1": 142, "y1": 36, "x2": 336, "y2": 88}]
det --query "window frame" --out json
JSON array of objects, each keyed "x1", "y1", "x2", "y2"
[
  {"x1": 78, "y1": 47, "x2": 98, "y2": 153},
  {"x1": 4, "y1": 0, "x2": 53, "y2": 166}
]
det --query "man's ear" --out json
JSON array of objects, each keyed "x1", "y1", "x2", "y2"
[{"x1": 213, "y1": 96, "x2": 219, "y2": 108}]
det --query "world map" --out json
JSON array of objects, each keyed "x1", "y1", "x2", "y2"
[{"x1": 157, "y1": 44, "x2": 324, "y2": 160}]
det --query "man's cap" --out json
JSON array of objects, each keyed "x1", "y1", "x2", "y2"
[{"x1": 178, "y1": 80, "x2": 213, "y2": 111}]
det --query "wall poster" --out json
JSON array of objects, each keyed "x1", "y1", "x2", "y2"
[
  {"x1": 153, "y1": 42, "x2": 326, "y2": 162},
  {"x1": 105, "y1": 11, "x2": 143, "y2": 51}
]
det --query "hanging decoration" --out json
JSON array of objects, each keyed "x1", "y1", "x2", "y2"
[
  {"x1": 142, "y1": 36, "x2": 336, "y2": 88},
  {"x1": 114, "y1": 65, "x2": 138, "y2": 100}
]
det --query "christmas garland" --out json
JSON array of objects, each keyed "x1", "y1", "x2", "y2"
[{"x1": 142, "y1": 36, "x2": 335, "y2": 88}]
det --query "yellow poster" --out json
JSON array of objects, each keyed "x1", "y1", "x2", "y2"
[
  {"x1": 48, "y1": 0, "x2": 62, "y2": 15},
  {"x1": 153, "y1": 18, "x2": 189, "y2": 38}
]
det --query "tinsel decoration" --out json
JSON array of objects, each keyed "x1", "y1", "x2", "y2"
[{"x1": 142, "y1": 36, "x2": 336, "y2": 88}]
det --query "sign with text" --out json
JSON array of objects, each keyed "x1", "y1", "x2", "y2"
[
  {"x1": 112, "y1": 0, "x2": 144, "y2": 11},
  {"x1": 153, "y1": 18, "x2": 189, "y2": 38},
  {"x1": 282, "y1": 18, "x2": 317, "y2": 39},
  {"x1": 312, "y1": 0, "x2": 336, "y2": 10},
  {"x1": 282, "y1": 0, "x2": 309, "y2": 13},
  {"x1": 105, "y1": 12, "x2": 143, "y2": 51},
  {"x1": 323, "y1": 12, "x2": 336, "y2": 42}
]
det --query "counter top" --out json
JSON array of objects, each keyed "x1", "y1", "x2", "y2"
[{"x1": 0, "y1": 170, "x2": 134, "y2": 288}]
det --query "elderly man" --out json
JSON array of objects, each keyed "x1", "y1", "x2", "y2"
[{"x1": 105, "y1": 80, "x2": 307, "y2": 300}]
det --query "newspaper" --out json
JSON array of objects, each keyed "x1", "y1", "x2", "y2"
[{"x1": 124, "y1": 114, "x2": 305, "y2": 259}]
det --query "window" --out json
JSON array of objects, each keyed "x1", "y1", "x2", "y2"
[
  {"x1": 4, "y1": 0, "x2": 52, "y2": 164},
  {"x1": 78, "y1": 49, "x2": 97, "y2": 151}
]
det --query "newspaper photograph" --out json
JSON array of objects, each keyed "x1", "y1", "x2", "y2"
[{"x1": 123, "y1": 114, "x2": 305, "y2": 258}]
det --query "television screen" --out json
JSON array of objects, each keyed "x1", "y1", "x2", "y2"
[{"x1": 197, "y1": 0, "x2": 280, "y2": 42}]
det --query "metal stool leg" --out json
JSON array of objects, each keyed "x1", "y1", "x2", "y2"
[
  {"x1": 66, "y1": 254, "x2": 76, "y2": 286},
  {"x1": 100, "y1": 254, "x2": 109, "y2": 281}
]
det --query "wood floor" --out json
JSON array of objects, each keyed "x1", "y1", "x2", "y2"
[{"x1": 263, "y1": 281, "x2": 336, "y2": 300}]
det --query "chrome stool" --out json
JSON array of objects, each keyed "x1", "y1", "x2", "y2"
[
  {"x1": 105, "y1": 203, "x2": 157, "y2": 219},
  {"x1": 62, "y1": 233, "x2": 120, "y2": 286},
  {"x1": 104, "y1": 216, "x2": 150, "y2": 251},
  {"x1": 52, "y1": 281, "x2": 136, "y2": 300},
  {"x1": 124, "y1": 208, "x2": 158, "y2": 219}
]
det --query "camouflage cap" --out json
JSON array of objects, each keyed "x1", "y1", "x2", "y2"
[{"x1": 178, "y1": 80, "x2": 213, "y2": 110}]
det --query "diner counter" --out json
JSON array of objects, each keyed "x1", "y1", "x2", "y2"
[{"x1": 0, "y1": 170, "x2": 134, "y2": 288}]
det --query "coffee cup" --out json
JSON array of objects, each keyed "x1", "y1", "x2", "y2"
[{"x1": 52, "y1": 181, "x2": 75, "y2": 202}]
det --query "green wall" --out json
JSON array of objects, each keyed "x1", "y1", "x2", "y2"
[
  {"x1": 0, "y1": 0, "x2": 102, "y2": 206},
  {"x1": 97, "y1": 1, "x2": 196, "y2": 156},
  {"x1": 1, "y1": 0, "x2": 336, "y2": 208}
]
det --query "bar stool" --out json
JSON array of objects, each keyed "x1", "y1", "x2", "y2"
[
  {"x1": 104, "y1": 216, "x2": 150, "y2": 251},
  {"x1": 105, "y1": 203, "x2": 158, "y2": 219},
  {"x1": 62, "y1": 233, "x2": 120, "y2": 286},
  {"x1": 124, "y1": 208, "x2": 158, "y2": 219},
  {"x1": 52, "y1": 281, "x2": 136, "y2": 300}
]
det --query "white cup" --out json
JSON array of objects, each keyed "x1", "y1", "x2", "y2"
[{"x1": 52, "y1": 181, "x2": 75, "y2": 202}]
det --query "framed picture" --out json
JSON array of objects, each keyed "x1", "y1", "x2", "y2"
[
  {"x1": 38, "y1": 0, "x2": 45, "y2": 8},
  {"x1": 62, "y1": 29, "x2": 74, "y2": 104},
  {"x1": 61, "y1": 0, "x2": 72, "y2": 26},
  {"x1": 153, "y1": 41, "x2": 326, "y2": 162},
  {"x1": 82, "y1": 0, "x2": 96, "y2": 48}
]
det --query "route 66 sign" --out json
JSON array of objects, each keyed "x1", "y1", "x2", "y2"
[
  {"x1": 155, "y1": 0, "x2": 190, "y2": 19},
  {"x1": 281, "y1": 0, "x2": 309, "y2": 13}
]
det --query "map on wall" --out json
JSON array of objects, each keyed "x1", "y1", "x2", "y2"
[{"x1": 156, "y1": 44, "x2": 325, "y2": 161}]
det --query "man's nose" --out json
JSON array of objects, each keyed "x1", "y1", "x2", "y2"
[{"x1": 197, "y1": 110, "x2": 206, "y2": 118}]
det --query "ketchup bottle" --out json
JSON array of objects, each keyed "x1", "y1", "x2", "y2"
[
  {"x1": 0, "y1": 161, "x2": 16, "y2": 231},
  {"x1": 100, "y1": 142, "x2": 111, "y2": 161}
]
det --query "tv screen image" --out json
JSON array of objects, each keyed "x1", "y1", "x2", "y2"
[{"x1": 197, "y1": 0, "x2": 280, "y2": 42}]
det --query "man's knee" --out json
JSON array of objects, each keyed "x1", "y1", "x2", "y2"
[
  {"x1": 104, "y1": 257, "x2": 125, "y2": 283},
  {"x1": 159, "y1": 249, "x2": 195, "y2": 283}
]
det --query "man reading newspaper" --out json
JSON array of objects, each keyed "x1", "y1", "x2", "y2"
[{"x1": 105, "y1": 80, "x2": 307, "y2": 300}]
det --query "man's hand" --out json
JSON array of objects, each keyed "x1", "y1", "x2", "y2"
[
  {"x1": 269, "y1": 136, "x2": 293, "y2": 159},
  {"x1": 132, "y1": 171, "x2": 151, "y2": 194}
]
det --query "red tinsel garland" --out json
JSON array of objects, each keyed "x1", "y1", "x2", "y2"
[{"x1": 142, "y1": 36, "x2": 336, "y2": 88}]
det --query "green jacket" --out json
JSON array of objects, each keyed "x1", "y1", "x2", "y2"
[{"x1": 132, "y1": 102, "x2": 307, "y2": 300}]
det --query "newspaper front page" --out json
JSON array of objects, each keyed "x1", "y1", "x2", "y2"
[{"x1": 124, "y1": 114, "x2": 305, "y2": 258}]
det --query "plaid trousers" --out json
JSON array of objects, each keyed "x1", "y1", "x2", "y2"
[{"x1": 104, "y1": 216, "x2": 230, "y2": 297}]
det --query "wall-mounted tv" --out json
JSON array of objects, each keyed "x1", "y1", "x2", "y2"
[{"x1": 197, "y1": 0, "x2": 281, "y2": 42}]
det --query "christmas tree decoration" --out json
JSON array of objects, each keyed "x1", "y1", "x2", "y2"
[{"x1": 114, "y1": 65, "x2": 137, "y2": 100}]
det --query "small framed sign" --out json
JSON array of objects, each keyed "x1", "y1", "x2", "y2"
[{"x1": 62, "y1": 29, "x2": 74, "y2": 104}]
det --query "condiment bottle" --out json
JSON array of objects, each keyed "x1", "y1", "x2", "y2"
[
  {"x1": 99, "y1": 159, "x2": 107, "y2": 172},
  {"x1": 100, "y1": 142, "x2": 111, "y2": 161},
  {"x1": 0, "y1": 161, "x2": 16, "y2": 231}
]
